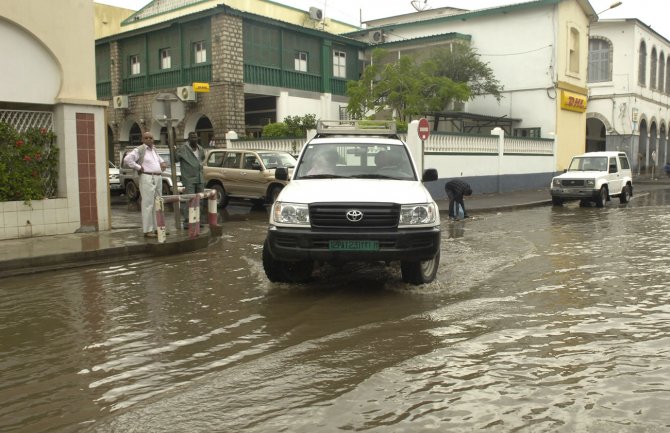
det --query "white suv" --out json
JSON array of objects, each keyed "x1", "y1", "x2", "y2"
[
  {"x1": 262, "y1": 120, "x2": 441, "y2": 285},
  {"x1": 550, "y1": 151, "x2": 633, "y2": 207}
]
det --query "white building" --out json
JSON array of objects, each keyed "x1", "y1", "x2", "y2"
[
  {"x1": 588, "y1": 18, "x2": 670, "y2": 174},
  {"x1": 0, "y1": 0, "x2": 108, "y2": 240}
]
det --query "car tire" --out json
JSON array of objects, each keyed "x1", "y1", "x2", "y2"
[
  {"x1": 595, "y1": 186, "x2": 607, "y2": 208},
  {"x1": 262, "y1": 240, "x2": 313, "y2": 283},
  {"x1": 551, "y1": 196, "x2": 563, "y2": 206},
  {"x1": 268, "y1": 185, "x2": 283, "y2": 204},
  {"x1": 619, "y1": 185, "x2": 631, "y2": 203},
  {"x1": 401, "y1": 251, "x2": 440, "y2": 285},
  {"x1": 126, "y1": 181, "x2": 140, "y2": 201},
  {"x1": 210, "y1": 183, "x2": 229, "y2": 208}
]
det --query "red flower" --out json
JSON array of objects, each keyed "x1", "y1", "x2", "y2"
[
  {"x1": 23, "y1": 155, "x2": 32, "y2": 161},
  {"x1": 40, "y1": 128, "x2": 47, "y2": 134},
  {"x1": 16, "y1": 140, "x2": 24, "y2": 148}
]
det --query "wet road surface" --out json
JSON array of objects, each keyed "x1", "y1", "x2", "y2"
[{"x1": 1, "y1": 190, "x2": 670, "y2": 432}]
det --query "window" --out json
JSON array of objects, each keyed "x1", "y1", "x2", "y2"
[
  {"x1": 659, "y1": 52, "x2": 665, "y2": 93},
  {"x1": 130, "y1": 55, "x2": 140, "y2": 75},
  {"x1": 295, "y1": 51, "x2": 307, "y2": 72},
  {"x1": 569, "y1": 27, "x2": 580, "y2": 74},
  {"x1": 333, "y1": 50, "x2": 346, "y2": 78},
  {"x1": 650, "y1": 47, "x2": 657, "y2": 89},
  {"x1": 194, "y1": 41, "x2": 207, "y2": 64},
  {"x1": 588, "y1": 38, "x2": 612, "y2": 82},
  {"x1": 160, "y1": 48, "x2": 171, "y2": 70},
  {"x1": 639, "y1": 40, "x2": 647, "y2": 86},
  {"x1": 513, "y1": 128, "x2": 541, "y2": 138},
  {"x1": 666, "y1": 57, "x2": 670, "y2": 93}
]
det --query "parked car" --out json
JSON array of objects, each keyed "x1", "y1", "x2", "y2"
[
  {"x1": 262, "y1": 120, "x2": 441, "y2": 285},
  {"x1": 108, "y1": 161, "x2": 122, "y2": 194},
  {"x1": 550, "y1": 151, "x2": 633, "y2": 207},
  {"x1": 204, "y1": 149, "x2": 296, "y2": 208},
  {"x1": 119, "y1": 147, "x2": 184, "y2": 200}
]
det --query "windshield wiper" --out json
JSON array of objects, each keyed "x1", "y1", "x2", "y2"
[{"x1": 297, "y1": 174, "x2": 347, "y2": 179}]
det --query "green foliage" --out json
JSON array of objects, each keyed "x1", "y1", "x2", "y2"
[
  {"x1": 262, "y1": 122, "x2": 290, "y2": 138},
  {"x1": 0, "y1": 123, "x2": 58, "y2": 203},
  {"x1": 262, "y1": 114, "x2": 318, "y2": 138},
  {"x1": 347, "y1": 44, "x2": 503, "y2": 120},
  {"x1": 284, "y1": 114, "x2": 316, "y2": 137}
]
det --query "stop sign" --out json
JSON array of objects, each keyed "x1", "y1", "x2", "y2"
[{"x1": 418, "y1": 118, "x2": 430, "y2": 140}]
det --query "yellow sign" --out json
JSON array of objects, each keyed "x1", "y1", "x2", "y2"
[
  {"x1": 561, "y1": 90, "x2": 587, "y2": 113},
  {"x1": 192, "y1": 82, "x2": 210, "y2": 93}
]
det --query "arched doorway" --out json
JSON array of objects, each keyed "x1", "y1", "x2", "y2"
[
  {"x1": 586, "y1": 118, "x2": 606, "y2": 152},
  {"x1": 660, "y1": 123, "x2": 667, "y2": 168},
  {"x1": 195, "y1": 116, "x2": 214, "y2": 147},
  {"x1": 129, "y1": 123, "x2": 142, "y2": 147},
  {"x1": 638, "y1": 119, "x2": 648, "y2": 175}
]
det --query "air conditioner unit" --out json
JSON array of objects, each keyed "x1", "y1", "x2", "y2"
[
  {"x1": 308, "y1": 7, "x2": 323, "y2": 20},
  {"x1": 177, "y1": 86, "x2": 197, "y2": 102},
  {"x1": 369, "y1": 30, "x2": 384, "y2": 43},
  {"x1": 113, "y1": 95, "x2": 129, "y2": 109}
]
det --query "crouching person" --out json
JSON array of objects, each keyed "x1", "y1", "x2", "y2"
[{"x1": 445, "y1": 179, "x2": 472, "y2": 220}]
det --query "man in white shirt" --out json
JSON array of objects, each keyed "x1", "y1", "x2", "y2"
[{"x1": 123, "y1": 132, "x2": 167, "y2": 237}]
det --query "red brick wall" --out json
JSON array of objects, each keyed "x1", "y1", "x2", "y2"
[{"x1": 76, "y1": 113, "x2": 98, "y2": 229}]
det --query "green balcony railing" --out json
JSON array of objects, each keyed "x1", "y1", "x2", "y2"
[
  {"x1": 119, "y1": 64, "x2": 213, "y2": 94},
  {"x1": 122, "y1": 75, "x2": 147, "y2": 94},
  {"x1": 96, "y1": 81, "x2": 112, "y2": 99},
  {"x1": 282, "y1": 70, "x2": 321, "y2": 92},
  {"x1": 184, "y1": 64, "x2": 212, "y2": 83},
  {"x1": 244, "y1": 64, "x2": 282, "y2": 87},
  {"x1": 148, "y1": 69, "x2": 181, "y2": 89},
  {"x1": 331, "y1": 78, "x2": 347, "y2": 96}
]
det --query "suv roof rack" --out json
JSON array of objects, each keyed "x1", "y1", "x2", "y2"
[{"x1": 316, "y1": 120, "x2": 397, "y2": 137}]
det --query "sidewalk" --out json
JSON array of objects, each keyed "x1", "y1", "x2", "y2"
[{"x1": 1, "y1": 175, "x2": 667, "y2": 278}]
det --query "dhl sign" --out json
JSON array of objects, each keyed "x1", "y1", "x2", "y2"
[
  {"x1": 561, "y1": 90, "x2": 587, "y2": 113},
  {"x1": 193, "y1": 82, "x2": 210, "y2": 93}
]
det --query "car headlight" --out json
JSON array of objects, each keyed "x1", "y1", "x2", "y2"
[
  {"x1": 552, "y1": 178, "x2": 561, "y2": 186},
  {"x1": 399, "y1": 203, "x2": 437, "y2": 226},
  {"x1": 272, "y1": 201, "x2": 310, "y2": 225},
  {"x1": 586, "y1": 179, "x2": 595, "y2": 186}
]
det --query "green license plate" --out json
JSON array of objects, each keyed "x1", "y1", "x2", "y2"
[{"x1": 329, "y1": 240, "x2": 379, "y2": 251}]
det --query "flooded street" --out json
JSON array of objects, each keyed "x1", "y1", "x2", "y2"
[{"x1": 2, "y1": 189, "x2": 670, "y2": 432}]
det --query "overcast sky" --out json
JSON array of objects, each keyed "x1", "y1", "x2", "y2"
[{"x1": 94, "y1": 0, "x2": 670, "y2": 41}]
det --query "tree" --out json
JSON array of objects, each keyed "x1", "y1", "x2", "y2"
[
  {"x1": 432, "y1": 44, "x2": 503, "y2": 102},
  {"x1": 346, "y1": 44, "x2": 503, "y2": 120}
]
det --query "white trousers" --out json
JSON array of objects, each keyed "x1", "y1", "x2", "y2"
[{"x1": 139, "y1": 174, "x2": 162, "y2": 233}]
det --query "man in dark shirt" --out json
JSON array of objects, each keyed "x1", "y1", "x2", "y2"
[{"x1": 445, "y1": 179, "x2": 472, "y2": 220}]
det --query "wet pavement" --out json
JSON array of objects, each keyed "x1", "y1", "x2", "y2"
[{"x1": 0, "y1": 175, "x2": 667, "y2": 278}]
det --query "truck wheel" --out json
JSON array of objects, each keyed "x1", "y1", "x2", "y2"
[
  {"x1": 211, "y1": 183, "x2": 229, "y2": 208},
  {"x1": 262, "y1": 240, "x2": 313, "y2": 283},
  {"x1": 619, "y1": 185, "x2": 631, "y2": 203},
  {"x1": 595, "y1": 186, "x2": 607, "y2": 208},
  {"x1": 401, "y1": 251, "x2": 440, "y2": 285},
  {"x1": 551, "y1": 196, "x2": 563, "y2": 206},
  {"x1": 268, "y1": 185, "x2": 283, "y2": 204},
  {"x1": 126, "y1": 181, "x2": 140, "y2": 201}
]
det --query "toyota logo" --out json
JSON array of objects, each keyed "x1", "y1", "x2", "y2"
[{"x1": 346, "y1": 209, "x2": 363, "y2": 222}]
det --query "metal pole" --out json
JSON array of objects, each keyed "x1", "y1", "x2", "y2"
[{"x1": 166, "y1": 116, "x2": 181, "y2": 230}]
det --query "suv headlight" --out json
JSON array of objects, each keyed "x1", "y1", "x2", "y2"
[
  {"x1": 272, "y1": 201, "x2": 310, "y2": 225},
  {"x1": 399, "y1": 203, "x2": 437, "y2": 226},
  {"x1": 552, "y1": 178, "x2": 561, "y2": 186},
  {"x1": 586, "y1": 179, "x2": 595, "y2": 186}
]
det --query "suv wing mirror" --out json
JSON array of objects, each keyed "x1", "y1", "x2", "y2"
[{"x1": 275, "y1": 167, "x2": 289, "y2": 180}]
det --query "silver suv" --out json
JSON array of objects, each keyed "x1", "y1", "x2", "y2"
[
  {"x1": 550, "y1": 151, "x2": 633, "y2": 207},
  {"x1": 204, "y1": 149, "x2": 296, "y2": 208}
]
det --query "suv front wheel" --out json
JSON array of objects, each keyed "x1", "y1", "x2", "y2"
[
  {"x1": 619, "y1": 185, "x2": 631, "y2": 203},
  {"x1": 595, "y1": 186, "x2": 608, "y2": 208},
  {"x1": 401, "y1": 251, "x2": 440, "y2": 285},
  {"x1": 262, "y1": 240, "x2": 313, "y2": 283}
]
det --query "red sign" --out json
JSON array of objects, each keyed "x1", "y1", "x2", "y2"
[{"x1": 418, "y1": 118, "x2": 430, "y2": 140}]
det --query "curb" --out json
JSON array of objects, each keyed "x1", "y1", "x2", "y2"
[{"x1": 0, "y1": 228, "x2": 217, "y2": 278}]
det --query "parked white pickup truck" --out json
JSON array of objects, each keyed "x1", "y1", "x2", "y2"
[{"x1": 550, "y1": 151, "x2": 633, "y2": 207}]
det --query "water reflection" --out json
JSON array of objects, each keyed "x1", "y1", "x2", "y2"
[{"x1": 1, "y1": 190, "x2": 670, "y2": 432}]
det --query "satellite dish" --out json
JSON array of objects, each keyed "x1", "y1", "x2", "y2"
[{"x1": 410, "y1": 0, "x2": 428, "y2": 11}]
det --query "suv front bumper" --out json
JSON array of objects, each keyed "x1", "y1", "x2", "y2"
[
  {"x1": 266, "y1": 226, "x2": 441, "y2": 262},
  {"x1": 551, "y1": 187, "x2": 599, "y2": 200}
]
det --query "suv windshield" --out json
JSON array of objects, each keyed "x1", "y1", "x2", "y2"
[
  {"x1": 294, "y1": 143, "x2": 415, "y2": 180},
  {"x1": 257, "y1": 152, "x2": 296, "y2": 169},
  {"x1": 568, "y1": 156, "x2": 608, "y2": 171}
]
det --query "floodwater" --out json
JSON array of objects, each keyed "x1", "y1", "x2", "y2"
[{"x1": 1, "y1": 190, "x2": 670, "y2": 432}]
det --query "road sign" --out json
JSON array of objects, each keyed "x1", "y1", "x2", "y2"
[
  {"x1": 152, "y1": 93, "x2": 185, "y2": 127},
  {"x1": 418, "y1": 118, "x2": 430, "y2": 141}
]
